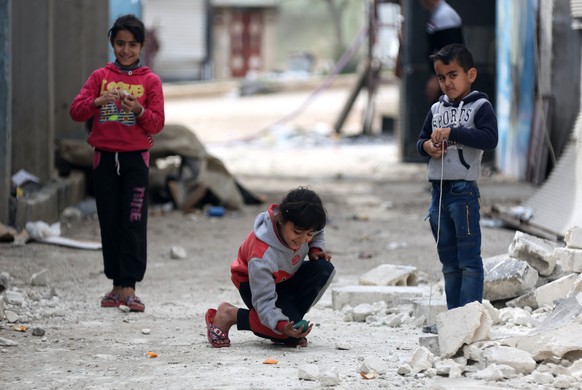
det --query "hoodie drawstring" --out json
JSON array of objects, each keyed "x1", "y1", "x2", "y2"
[
  {"x1": 456, "y1": 100, "x2": 464, "y2": 127},
  {"x1": 115, "y1": 152, "x2": 120, "y2": 176}
]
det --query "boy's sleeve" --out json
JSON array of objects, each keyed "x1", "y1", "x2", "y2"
[
  {"x1": 416, "y1": 110, "x2": 434, "y2": 157},
  {"x1": 448, "y1": 101, "x2": 498, "y2": 151}
]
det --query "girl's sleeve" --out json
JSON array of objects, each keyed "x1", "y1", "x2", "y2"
[
  {"x1": 69, "y1": 71, "x2": 101, "y2": 122},
  {"x1": 137, "y1": 74, "x2": 165, "y2": 135},
  {"x1": 308, "y1": 229, "x2": 325, "y2": 252},
  {"x1": 248, "y1": 258, "x2": 287, "y2": 332}
]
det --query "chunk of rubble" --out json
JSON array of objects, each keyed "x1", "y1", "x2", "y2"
[
  {"x1": 508, "y1": 231, "x2": 560, "y2": 276},
  {"x1": 565, "y1": 226, "x2": 582, "y2": 249},
  {"x1": 331, "y1": 285, "x2": 425, "y2": 310},
  {"x1": 359, "y1": 264, "x2": 418, "y2": 286},
  {"x1": 436, "y1": 301, "x2": 492, "y2": 358},
  {"x1": 513, "y1": 293, "x2": 582, "y2": 361},
  {"x1": 479, "y1": 345, "x2": 536, "y2": 374},
  {"x1": 467, "y1": 364, "x2": 516, "y2": 381},
  {"x1": 483, "y1": 255, "x2": 538, "y2": 301},
  {"x1": 398, "y1": 346, "x2": 434, "y2": 375},
  {"x1": 534, "y1": 273, "x2": 579, "y2": 307},
  {"x1": 550, "y1": 247, "x2": 582, "y2": 273}
]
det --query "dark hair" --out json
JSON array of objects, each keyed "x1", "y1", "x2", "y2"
[
  {"x1": 430, "y1": 43, "x2": 474, "y2": 72},
  {"x1": 279, "y1": 187, "x2": 327, "y2": 231},
  {"x1": 109, "y1": 14, "x2": 145, "y2": 46}
]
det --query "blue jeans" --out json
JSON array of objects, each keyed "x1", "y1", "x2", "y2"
[{"x1": 428, "y1": 180, "x2": 483, "y2": 309}]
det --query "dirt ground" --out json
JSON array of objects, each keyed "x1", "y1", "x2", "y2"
[{"x1": 0, "y1": 83, "x2": 540, "y2": 389}]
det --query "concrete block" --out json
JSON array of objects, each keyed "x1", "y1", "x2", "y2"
[
  {"x1": 534, "y1": 273, "x2": 579, "y2": 307},
  {"x1": 506, "y1": 291, "x2": 537, "y2": 309},
  {"x1": 483, "y1": 255, "x2": 538, "y2": 301},
  {"x1": 568, "y1": 274, "x2": 582, "y2": 297},
  {"x1": 437, "y1": 302, "x2": 492, "y2": 358},
  {"x1": 552, "y1": 247, "x2": 582, "y2": 273},
  {"x1": 359, "y1": 264, "x2": 418, "y2": 286},
  {"x1": 419, "y1": 335, "x2": 440, "y2": 356},
  {"x1": 411, "y1": 298, "x2": 447, "y2": 325},
  {"x1": 14, "y1": 172, "x2": 86, "y2": 230},
  {"x1": 331, "y1": 285, "x2": 425, "y2": 310},
  {"x1": 508, "y1": 231, "x2": 559, "y2": 276},
  {"x1": 565, "y1": 226, "x2": 582, "y2": 249},
  {"x1": 516, "y1": 321, "x2": 582, "y2": 361}
]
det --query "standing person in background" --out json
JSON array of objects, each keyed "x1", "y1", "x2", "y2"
[
  {"x1": 416, "y1": 44, "x2": 497, "y2": 330},
  {"x1": 205, "y1": 187, "x2": 335, "y2": 348},
  {"x1": 70, "y1": 14, "x2": 165, "y2": 312},
  {"x1": 421, "y1": 0, "x2": 464, "y2": 103}
]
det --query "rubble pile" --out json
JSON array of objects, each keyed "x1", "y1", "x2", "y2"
[{"x1": 333, "y1": 226, "x2": 582, "y2": 388}]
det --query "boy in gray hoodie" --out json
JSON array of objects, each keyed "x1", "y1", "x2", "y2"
[{"x1": 417, "y1": 44, "x2": 498, "y2": 313}]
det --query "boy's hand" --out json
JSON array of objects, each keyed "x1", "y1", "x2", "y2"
[
  {"x1": 423, "y1": 140, "x2": 445, "y2": 159},
  {"x1": 431, "y1": 128, "x2": 451, "y2": 147}
]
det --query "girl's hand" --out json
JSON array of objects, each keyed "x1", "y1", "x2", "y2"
[
  {"x1": 120, "y1": 92, "x2": 143, "y2": 115},
  {"x1": 94, "y1": 88, "x2": 122, "y2": 107},
  {"x1": 283, "y1": 321, "x2": 313, "y2": 338},
  {"x1": 310, "y1": 251, "x2": 332, "y2": 261}
]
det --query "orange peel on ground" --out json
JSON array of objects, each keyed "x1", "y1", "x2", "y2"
[
  {"x1": 146, "y1": 351, "x2": 158, "y2": 358},
  {"x1": 262, "y1": 358, "x2": 278, "y2": 364}
]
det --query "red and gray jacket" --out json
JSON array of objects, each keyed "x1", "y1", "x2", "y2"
[{"x1": 230, "y1": 204, "x2": 325, "y2": 331}]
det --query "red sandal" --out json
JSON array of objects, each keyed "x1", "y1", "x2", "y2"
[
  {"x1": 100, "y1": 292, "x2": 121, "y2": 308},
  {"x1": 205, "y1": 308, "x2": 230, "y2": 348}
]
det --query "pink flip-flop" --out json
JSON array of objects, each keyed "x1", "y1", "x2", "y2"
[{"x1": 205, "y1": 308, "x2": 230, "y2": 348}]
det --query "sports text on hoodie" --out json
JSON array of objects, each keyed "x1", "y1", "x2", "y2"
[{"x1": 416, "y1": 91, "x2": 498, "y2": 181}]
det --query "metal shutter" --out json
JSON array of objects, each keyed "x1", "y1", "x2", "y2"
[{"x1": 143, "y1": 0, "x2": 207, "y2": 80}]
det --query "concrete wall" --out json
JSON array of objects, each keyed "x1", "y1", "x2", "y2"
[{"x1": 1, "y1": 0, "x2": 109, "y2": 227}]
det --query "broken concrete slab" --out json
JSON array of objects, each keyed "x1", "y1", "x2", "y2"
[
  {"x1": 437, "y1": 302, "x2": 492, "y2": 358},
  {"x1": 514, "y1": 321, "x2": 582, "y2": 361},
  {"x1": 483, "y1": 255, "x2": 538, "y2": 301},
  {"x1": 411, "y1": 298, "x2": 447, "y2": 326},
  {"x1": 508, "y1": 231, "x2": 559, "y2": 276},
  {"x1": 331, "y1": 285, "x2": 425, "y2": 310},
  {"x1": 565, "y1": 226, "x2": 582, "y2": 249},
  {"x1": 479, "y1": 346, "x2": 536, "y2": 375},
  {"x1": 534, "y1": 273, "x2": 579, "y2": 307},
  {"x1": 551, "y1": 247, "x2": 582, "y2": 273},
  {"x1": 358, "y1": 264, "x2": 418, "y2": 286}
]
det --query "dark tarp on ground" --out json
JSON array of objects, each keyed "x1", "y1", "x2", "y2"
[{"x1": 56, "y1": 124, "x2": 262, "y2": 211}]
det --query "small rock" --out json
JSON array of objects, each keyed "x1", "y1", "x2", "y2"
[
  {"x1": 5, "y1": 310, "x2": 19, "y2": 323},
  {"x1": 170, "y1": 246, "x2": 187, "y2": 259},
  {"x1": 297, "y1": 364, "x2": 319, "y2": 381},
  {"x1": 118, "y1": 305, "x2": 130, "y2": 313},
  {"x1": 319, "y1": 370, "x2": 340, "y2": 386},
  {"x1": 30, "y1": 269, "x2": 50, "y2": 286},
  {"x1": 4, "y1": 290, "x2": 24, "y2": 305},
  {"x1": 0, "y1": 337, "x2": 17, "y2": 347},
  {"x1": 142, "y1": 328, "x2": 151, "y2": 335},
  {"x1": 32, "y1": 327, "x2": 46, "y2": 337},
  {"x1": 0, "y1": 272, "x2": 10, "y2": 292}
]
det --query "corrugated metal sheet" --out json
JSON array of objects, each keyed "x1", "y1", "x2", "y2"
[
  {"x1": 523, "y1": 109, "x2": 582, "y2": 237},
  {"x1": 143, "y1": 0, "x2": 207, "y2": 80},
  {"x1": 572, "y1": 0, "x2": 582, "y2": 18},
  {"x1": 211, "y1": 0, "x2": 279, "y2": 7}
]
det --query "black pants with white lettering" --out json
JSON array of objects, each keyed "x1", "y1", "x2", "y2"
[{"x1": 92, "y1": 149, "x2": 149, "y2": 289}]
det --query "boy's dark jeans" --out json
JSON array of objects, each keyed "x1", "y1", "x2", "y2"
[{"x1": 428, "y1": 180, "x2": 483, "y2": 309}]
